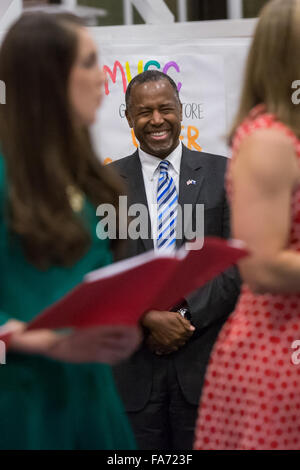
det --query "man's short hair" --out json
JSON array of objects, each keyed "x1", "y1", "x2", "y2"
[{"x1": 125, "y1": 70, "x2": 181, "y2": 110}]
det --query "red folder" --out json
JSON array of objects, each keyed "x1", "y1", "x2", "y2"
[
  {"x1": 21, "y1": 237, "x2": 247, "y2": 332},
  {"x1": 0, "y1": 238, "x2": 247, "y2": 345}
]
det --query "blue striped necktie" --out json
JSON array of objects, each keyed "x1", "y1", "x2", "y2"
[{"x1": 157, "y1": 160, "x2": 178, "y2": 251}]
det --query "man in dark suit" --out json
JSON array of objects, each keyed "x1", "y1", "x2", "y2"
[{"x1": 111, "y1": 70, "x2": 241, "y2": 450}]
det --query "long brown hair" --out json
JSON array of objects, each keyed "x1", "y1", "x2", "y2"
[
  {"x1": 0, "y1": 12, "x2": 123, "y2": 268},
  {"x1": 230, "y1": 0, "x2": 300, "y2": 142}
]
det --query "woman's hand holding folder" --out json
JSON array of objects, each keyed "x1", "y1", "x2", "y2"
[{"x1": 4, "y1": 319, "x2": 142, "y2": 365}]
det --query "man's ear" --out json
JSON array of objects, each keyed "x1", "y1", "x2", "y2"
[
  {"x1": 125, "y1": 109, "x2": 133, "y2": 128},
  {"x1": 179, "y1": 102, "x2": 183, "y2": 121}
]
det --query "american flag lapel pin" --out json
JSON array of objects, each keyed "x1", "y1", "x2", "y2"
[{"x1": 187, "y1": 179, "x2": 197, "y2": 186}]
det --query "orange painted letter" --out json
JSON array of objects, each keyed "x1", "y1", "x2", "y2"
[
  {"x1": 187, "y1": 126, "x2": 202, "y2": 151},
  {"x1": 131, "y1": 129, "x2": 138, "y2": 148}
]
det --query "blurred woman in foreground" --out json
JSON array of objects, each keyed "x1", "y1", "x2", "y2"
[
  {"x1": 0, "y1": 12, "x2": 140, "y2": 449},
  {"x1": 195, "y1": 0, "x2": 300, "y2": 450}
]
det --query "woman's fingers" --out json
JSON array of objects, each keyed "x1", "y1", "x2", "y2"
[{"x1": 45, "y1": 325, "x2": 142, "y2": 364}]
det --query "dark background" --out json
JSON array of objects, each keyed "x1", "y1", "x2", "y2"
[{"x1": 23, "y1": 0, "x2": 269, "y2": 25}]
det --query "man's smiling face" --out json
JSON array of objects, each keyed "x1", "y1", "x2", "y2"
[{"x1": 126, "y1": 79, "x2": 182, "y2": 159}]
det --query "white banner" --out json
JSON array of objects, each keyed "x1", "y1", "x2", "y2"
[
  {"x1": 93, "y1": 53, "x2": 226, "y2": 163},
  {"x1": 89, "y1": 20, "x2": 255, "y2": 163}
]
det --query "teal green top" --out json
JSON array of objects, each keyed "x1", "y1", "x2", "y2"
[{"x1": 0, "y1": 156, "x2": 136, "y2": 450}]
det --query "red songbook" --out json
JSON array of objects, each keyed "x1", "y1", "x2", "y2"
[
  {"x1": 0, "y1": 238, "x2": 247, "y2": 344},
  {"x1": 22, "y1": 237, "x2": 246, "y2": 331}
]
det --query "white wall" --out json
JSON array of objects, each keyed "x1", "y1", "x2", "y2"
[{"x1": 0, "y1": 0, "x2": 21, "y2": 31}]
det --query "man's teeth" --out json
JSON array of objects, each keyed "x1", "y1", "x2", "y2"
[{"x1": 151, "y1": 131, "x2": 168, "y2": 136}]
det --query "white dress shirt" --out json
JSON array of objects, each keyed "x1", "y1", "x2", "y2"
[{"x1": 138, "y1": 142, "x2": 182, "y2": 249}]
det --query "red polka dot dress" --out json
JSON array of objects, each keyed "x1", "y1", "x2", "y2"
[{"x1": 194, "y1": 106, "x2": 300, "y2": 450}]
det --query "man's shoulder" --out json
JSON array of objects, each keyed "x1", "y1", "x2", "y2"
[
  {"x1": 109, "y1": 151, "x2": 138, "y2": 172},
  {"x1": 185, "y1": 147, "x2": 228, "y2": 166},
  {"x1": 183, "y1": 147, "x2": 228, "y2": 176}
]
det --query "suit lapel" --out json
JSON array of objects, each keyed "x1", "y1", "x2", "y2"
[
  {"x1": 119, "y1": 151, "x2": 154, "y2": 252},
  {"x1": 176, "y1": 146, "x2": 205, "y2": 249}
]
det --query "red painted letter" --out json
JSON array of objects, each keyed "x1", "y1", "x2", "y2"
[{"x1": 103, "y1": 61, "x2": 127, "y2": 95}]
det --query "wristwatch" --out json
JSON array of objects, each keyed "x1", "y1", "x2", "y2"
[{"x1": 177, "y1": 307, "x2": 192, "y2": 322}]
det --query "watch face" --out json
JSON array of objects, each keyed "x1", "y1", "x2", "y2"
[
  {"x1": 178, "y1": 308, "x2": 188, "y2": 318},
  {"x1": 177, "y1": 307, "x2": 192, "y2": 323}
]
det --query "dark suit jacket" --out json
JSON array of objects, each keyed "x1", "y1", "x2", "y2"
[{"x1": 111, "y1": 145, "x2": 241, "y2": 410}]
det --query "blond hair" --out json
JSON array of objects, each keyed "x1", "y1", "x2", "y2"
[{"x1": 230, "y1": 0, "x2": 300, "y2": 142}]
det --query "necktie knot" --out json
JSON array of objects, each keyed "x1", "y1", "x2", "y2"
[{"x1": 159, "y1": 160, "x2": 170, "y2": 176}]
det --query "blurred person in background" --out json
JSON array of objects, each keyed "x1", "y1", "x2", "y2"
[
  {"x1": 194, "y1": 0, "x2": 300, "y2": 450},
  {"x1": 0, "y1": 12, "x2": 140, "y2": 450}
]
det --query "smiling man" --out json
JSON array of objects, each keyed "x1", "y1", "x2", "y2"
[
  {"x1": 111, "y1": 71, "x2": 241, "y2": 450},
  {"x1": 126, "y1": 76, "x2": 182, "y2": 159}
]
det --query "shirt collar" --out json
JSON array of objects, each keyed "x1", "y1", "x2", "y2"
[{"x1": 138, "y1": 142, "x2": 182, "y2": 182}]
